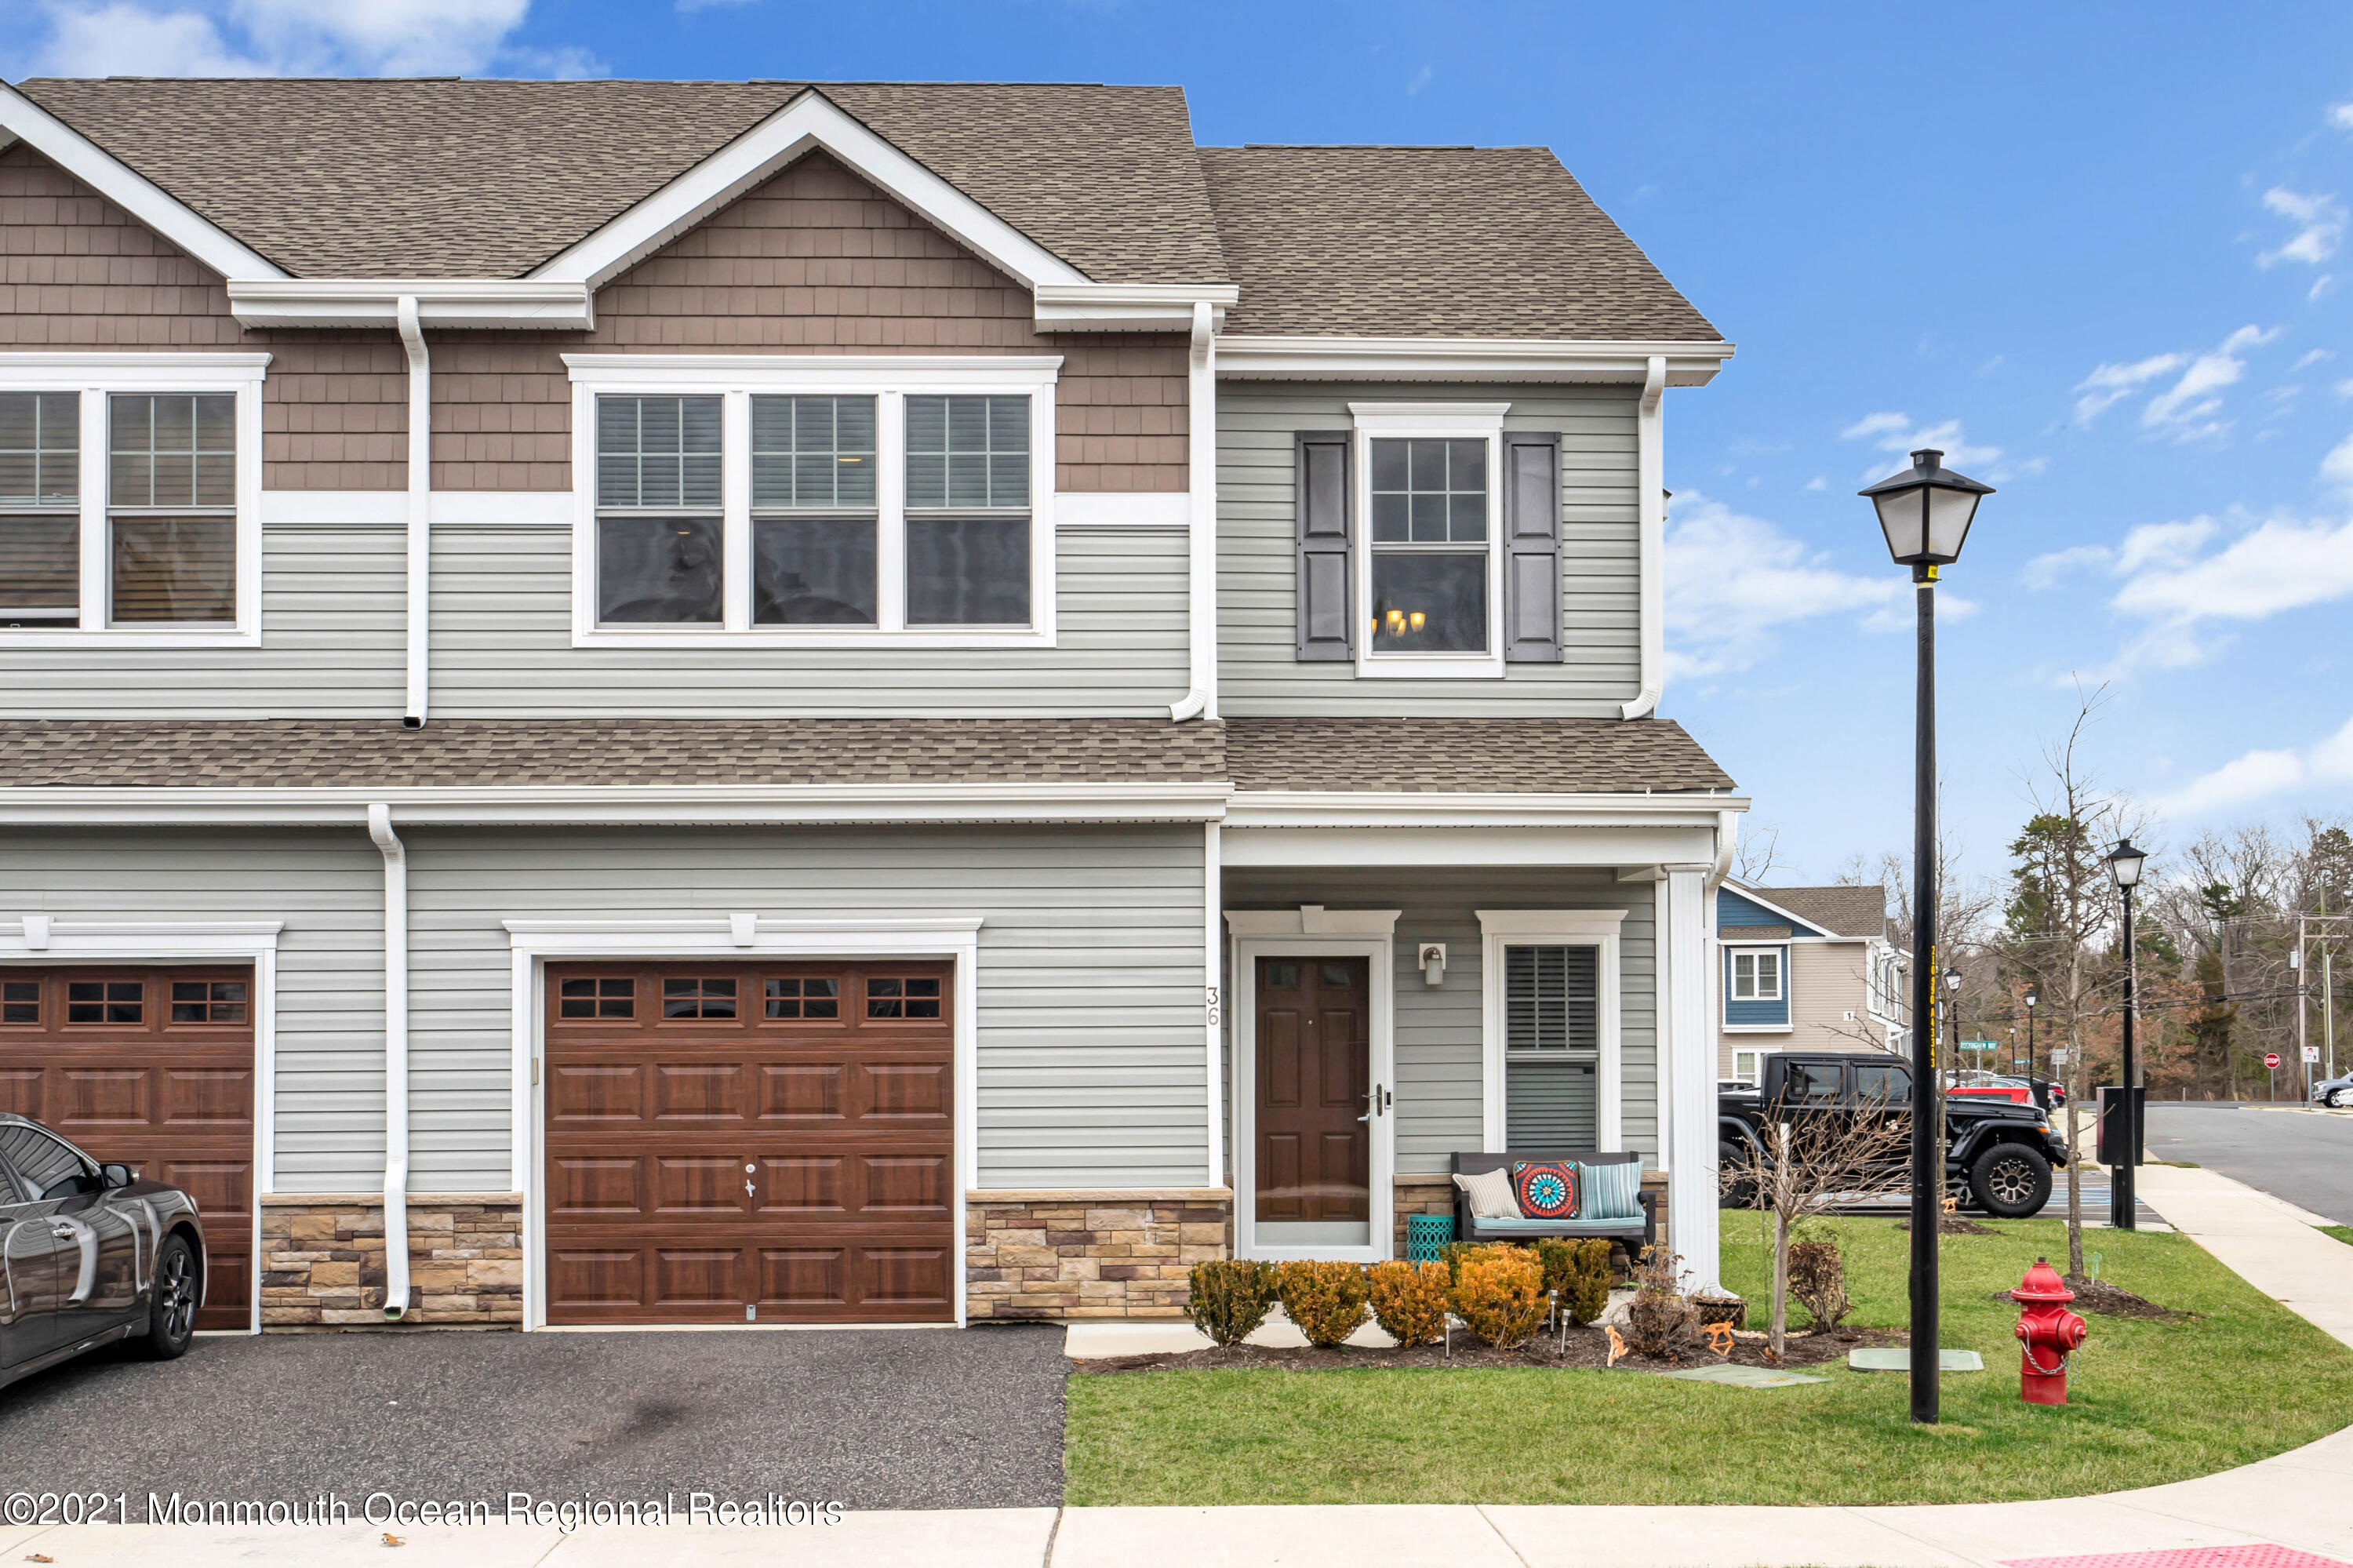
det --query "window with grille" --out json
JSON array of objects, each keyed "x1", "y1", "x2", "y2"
[
  {"x1": 2, "y1": 980, "x2": 38, "y2": 1024},
  {"x1": 752, "y1": 395, "x2": 878, "y2": 626},
  {"x1": 0, "y1": 391, "x2": 80, "y2": 628},
  {"x1": 660, "y1": 977, "x2": 737, "y2": 1019},
  {"x1": 1730, "y1": 949, "x2": 1783, "y2": 1001},
  {"x1": 558, "y1": 977, "x2": 635, "y2": 1020},
  {"x1": 66, "y1": 980, "x2": 143, "y2": 1024},
  {"x1": 764, "y1": 977, "x2": 840, "y2": 1019},
  {"x1": 170, "y1": 980, "x2": 247, "y2": 1024},
  {"x1": 108, "y1": 393, "x2": 238, "y2": 624},
  {"x1": 1369, "y1": 436, "x2": 1489, "y2": 653},
  {"x1": 596, "y1": 395, "x2": 724, "y2": 625},
  {"x1": 1502, "y1": 944, "x2": 1598, "y2": 1150},
  {"x1": 904, "y1": 395, "x2": 1031, "y2": 626},
  {"x1": 867, "y1": 977, "x2": 942, "y2": 1019}
]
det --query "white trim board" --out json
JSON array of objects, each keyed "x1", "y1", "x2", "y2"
[
  {"x1": 504, "y1": 915, "x2": 983, "y2": 1331},
  {"x1": 533, "y1": 91, "x2": 1088, "y2": 294},
  {"x1": 1476, "y1": 909, "x2": 1625, "y2": 1153},
  {"x1": 0, "y1": 917, "x2": 283, "y2": 1337},
  {"x1": 1217, "y1": 337, "x2": 1735, "y2": 384},
  {"x1": 1224, "y1": 915, "x2": 1398, "y2": 1264}
]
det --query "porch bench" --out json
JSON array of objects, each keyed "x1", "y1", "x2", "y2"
[{"x1": 1450, "y1": 1150, "x2": 1656, "y2": 1253}]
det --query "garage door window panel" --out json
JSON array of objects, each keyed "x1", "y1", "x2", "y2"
[
  {"x1": 2, "y1": 980, "x2": 38, "y2": 1025},
  {"x1": 66, "y1": 980, "x2": 143, "y2": 1027}
]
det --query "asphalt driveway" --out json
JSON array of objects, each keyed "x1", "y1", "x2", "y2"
[{"x1": 0, "y1": 1324, "x2": 1067, "y2": 1512}]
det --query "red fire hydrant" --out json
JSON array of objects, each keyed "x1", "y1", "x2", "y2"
[{"x1": 2011, "y1": 1257, "x2": 2088, "y2": 1406}]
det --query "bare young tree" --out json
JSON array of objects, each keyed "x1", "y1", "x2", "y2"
[
  {"x1": 1718, "y1": 1087, "x2": 1910, "y2": 1360},
  {"x1": 1734, "y1": 821, "x2": 1786, "y2": 883}
]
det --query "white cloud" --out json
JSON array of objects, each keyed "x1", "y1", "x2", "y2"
[
  {"x1": 2022, "y1": 544, "x2": 2112, "y2": 591},
  {"x1": 2111, "y1": 515, "x2": 2353, "y2": 621},
  {"x1": 2259, "y1": 187, "x2": 2347, "y2": 267},
  {"x1": 2297, "y1": 349, "x2": 2334, "y2": 370},
  {"x1": 31, "y1": 0, "x2": 546, "y2": 76},
  {"x1": 1836, "y1": 410, "x2": 2002, "y2": 473},
  {"x1": 2073, "y1": 353, "x2": 2187, "y2": 424},
  {"x1": 1660, "y1": 492, "x2": 1905, "y2": 679},
  {"x1": 2333, "y1": 101, "x2": 2353, "y2": 132},
  {"x1": 2326, "y1": 431, "x2": 2353, "y2": 494},
  {"x1": 1802, "y1": 475, "x2": 1827, "y2": 492},
  {"x1": 1406, "y1": 65, "x2": 1433, "y2": 96},
  {"x1": 2140, "y1": 325, "x2": 2278, "y2": 442},
  {"x1": 2154, "y1": 715, "x2": 2353, "y2": 820}
]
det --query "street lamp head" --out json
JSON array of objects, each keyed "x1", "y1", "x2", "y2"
[
  {"x1": 1944, "y1": 967, "x2": 1962, "y2": 991},
  {"x1": 1860, "y1": 448, "x2": 1994, "y2": 577},
  {"x1": 2106, "y1": 836, "x2": 2148, "y2": 892},
  {"x1": 2024, "y1": 983, "x2": 2039, "y2": 1009}
]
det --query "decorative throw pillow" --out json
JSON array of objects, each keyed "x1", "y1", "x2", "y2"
[
  {"x1": 1452, "y1": 1167, "x2": 1519, "y2": 1220},
  {"x1": 1578, "y1": 1160, "x2": 1644, "y2": 1221},
  {"x1": 1510, "y1": 1161, "x2": 1580, "y2": 1220}
]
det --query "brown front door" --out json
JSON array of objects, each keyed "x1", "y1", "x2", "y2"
[
  {"x1": 542, "y1": 961, "x2": 955, "y2": 1325},
  {"x1": 0, "y1": 966, "x2": 256, "y2": 1331},
  {"x1": 1254, "y1": 956, "x2": 1370, "y2": 1226}
]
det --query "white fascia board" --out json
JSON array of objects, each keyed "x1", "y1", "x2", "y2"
[
  {"x1": 0, "y1": 84, "x2": 282, "y2": 282},
  {"x1": 1217, "y1": 337, "x2": 1734, "y2": 384},
  {"x1": 1033, "y1": 284, "x2": 1235, "y2": 333},
  {"x1": 1222, "y1": 824, "x2": 1720, "y2": 868},
  {"x1": 0, "y1": 351, "x2": 271, "y2": 387},
  {"x1": 227, "y1": 278, "x2": 594, "y2": 331},
  {"x1": 532, "y1": 90, "x2": 1089, "y2": 293},
  {"x1": 0, "y1": 782, "x2": 1232, "y2": 828},
  {"x1": 1223, "y1": 790, "x2": 1748, "y2": 830},
  {"x1": 558, "y1": 354, "x2": 1062, "y2": 389}
]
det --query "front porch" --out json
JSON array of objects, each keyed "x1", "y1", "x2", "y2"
[{"x1": 1215, "y1": 798, "x2": 1739, "y2": 1293}]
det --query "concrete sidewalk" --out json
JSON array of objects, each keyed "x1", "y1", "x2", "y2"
[{"x1": 5, "y1": 1165, "x2": 2346, "y2": 1568}]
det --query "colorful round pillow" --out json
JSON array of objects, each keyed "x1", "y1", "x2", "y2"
[{"x1": 1510, "y1": 1160, "x2": 1579, "y2": 1220}]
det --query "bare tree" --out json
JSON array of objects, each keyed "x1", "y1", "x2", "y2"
[
  {"x1": 1718, "y1": 1087, "x2": 1910, "y2": 1359},
  {"x1": 1734, "y1": 822, "x2": 1786, "y2": 883}
]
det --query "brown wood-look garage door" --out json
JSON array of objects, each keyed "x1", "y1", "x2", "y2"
[
  {"x1": 0, "y1": 966, "x2": 255, "y2": 1331},
  {"x1": 543, "y1": 961, "x2": 955, "y2": 1325}
]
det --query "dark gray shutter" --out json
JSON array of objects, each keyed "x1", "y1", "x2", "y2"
[
  {"x1": 1295, "y1": 430, "x2": 1353, "y2": 661},
  {"x1": 1503, "y1": 432, "x2": 1562, "y2": 663}
]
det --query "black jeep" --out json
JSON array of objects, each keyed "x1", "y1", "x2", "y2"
[{"x1": 1718, "y1": 1051, "x2": 2070, "y2": 1219}]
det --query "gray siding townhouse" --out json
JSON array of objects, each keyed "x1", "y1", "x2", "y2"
[{"x1": 0, "y1": 77, "x2": 1743, "y2": 1333}]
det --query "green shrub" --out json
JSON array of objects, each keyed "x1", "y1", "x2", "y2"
[
  {"x1": 1562, "y1": 1238, "x2": 1613, "y2": 1325},
  {"x1": 1533, "y1": 1238, "x2": 1573, "y2": 1298},
  {"x1": 1186, "y1": 1259, "x2": 1278, "y2": 1347},
  {"x1": 1366, "y1": 1260, "x2": 1450, "y2": 1347},
  {"x1": 1452, "y1": 1245, "x2": 1546, "y2": 1349},
  {"x1": 1276, "y1": 1259, "x2": 1371, "y2": 1347}
]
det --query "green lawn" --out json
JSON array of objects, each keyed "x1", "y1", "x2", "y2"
[
  {"x1": 2320, "y1": 1224, "x2": 2353, "y2": 1249},
  {"x1": 1064, "y1": 1213, "x2": 2353, "y2": 1505}
]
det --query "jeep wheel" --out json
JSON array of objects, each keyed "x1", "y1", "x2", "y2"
[{"x1": 1968, "y1": 1142, "x2": 2052, "y2": 1219}]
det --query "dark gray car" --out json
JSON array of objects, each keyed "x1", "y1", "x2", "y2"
[{"x1": 1, "y1": 1113, "x2": 206, "y2": 1388}]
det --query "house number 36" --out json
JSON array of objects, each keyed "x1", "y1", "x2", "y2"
[{"x1": 1206, "y1": 986, "x2": 1220, "y2": 1026}]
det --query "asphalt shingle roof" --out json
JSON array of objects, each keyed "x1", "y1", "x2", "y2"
[
  {"x1": 0, "y1": 718, "x2": 1733, "y2": 796},
  {"x1": 1198, "y1": 144, "x2": 1721, "y2": 340},
  {"x1": 1740, "y1": 884, "x2": 1888, "y2": 939},
  {"x1": 1226, "y1": 717, "x2": 1734, "y2": 794},
  {"x1": 13, "y1": 78, "x2": 1231, "y2": 285}
]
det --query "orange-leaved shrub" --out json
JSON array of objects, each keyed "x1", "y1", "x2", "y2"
[
  {"x1": 1451, "y1": 1244, "x2": 1546, "y2": 1349},
  {"x1": 1365, "y1": 1260, "x2": 1449, "y2": 1347},
  {"x1": 1275, "y1": 1259, "x2": 1370, "y2": 1347},
  {"x1": 1186, "y1": 1260, "x2": 1278, "y2": 1347}
]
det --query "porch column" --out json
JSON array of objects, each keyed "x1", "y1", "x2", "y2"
[{"x1": 1664, "y1": 864, "x2": 1720, "y2": 1292}]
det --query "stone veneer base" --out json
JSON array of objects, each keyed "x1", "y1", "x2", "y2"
[
  {"x1": 259, "y1": 1192, "x2": 522, "y2": 1329},
  {"x1": 966, "y1": 1188, "x2": 1232, "y2": 1321}
]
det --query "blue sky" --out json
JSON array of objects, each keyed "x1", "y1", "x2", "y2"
[{"x1": 9, "y1": 2, "x2": 2352, "y2": 882}]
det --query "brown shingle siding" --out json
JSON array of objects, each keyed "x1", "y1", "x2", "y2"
[{"x1": 0, "y1": 143, "x2": 241, "y2": 350}]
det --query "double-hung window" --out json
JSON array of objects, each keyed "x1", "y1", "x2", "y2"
[
  {"x1": 1478, "y1": 909, "x2": 1625, "y2": 1152},
  {"x1": 0, "y1": 354, "x2": 265, "y2": 645},
  {"x1": 1724, "y1": 944, "x2": 1791, "y2": 1032},
  {"x1": 567, "y1": 356, "x2": 1056, "y2": 646},
  {"x1": 1730, "y1": 948, "x2": 1782, "y2": 1002},
  {"x1": 1349, "y1": 403, "x2": 1508, "y2": 678}
]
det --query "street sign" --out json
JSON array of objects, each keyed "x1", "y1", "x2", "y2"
[
  {"x1": 2049, "y1": 1048, "x2": 2068, "y2": 1065},
  {"x1": 2264, "y1": 1052, "x2": 2282, "y2": 1070},
  {"x1": 2304, "y1": 1046, "x2": 2322, "y2": 1063}
]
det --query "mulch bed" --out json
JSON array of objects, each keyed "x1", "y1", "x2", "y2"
[
  {"x1": 1987, "y1": 1278, "x2": 2193, "y2": 1321},
  {"x1": 1896, "y1": 1215, "x2": 2004, "y2": 1235},
  {"x1": 1072, "y1": 1322, "x2": 1903, "y2": 1376}
]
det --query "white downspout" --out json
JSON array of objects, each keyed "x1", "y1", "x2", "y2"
[
  {"x1": 368, "y1": 804, "x2": 412, "y2": 1321},
  {"x1": 1169, "y1": 300, "x2": 1217, "y2": 722},
  {"x1": 396, "y1": 297, "x2": 431, "y2": 729},
  {"x1": 1621, "y1": 354, "x2": 1668, "y2": 719}
]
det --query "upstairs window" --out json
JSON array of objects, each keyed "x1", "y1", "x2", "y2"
[
  {"x1": 0, "y1": 355, "x2": 264, "y2": 646},
  {"x1": 1730, "y1": 949, "x2": 1782, "y2": 1002},
  {"x1": 566, "y1": 358, "x2": 1055, "y2": 646},
  {"x1": 0, "y1": 391, "x2": 80, "y2": 628},
  {"x1": 1369, "y1": 437, "x2": 1487, "y2": 654}
]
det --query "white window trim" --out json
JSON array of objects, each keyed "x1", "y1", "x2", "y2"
[
  {"x1": 502, "y1": 915, "x2": 983, "y2": 1330},
  {"x1": 1477, "y1": 909, "x2": 1625, "y2": 1152},
  {"x1": 563, "y1": 355, "x2": 1060, "y2": 649},
  {"x1": 1728, "y1": 944, "x2": 1784, "y2": 1002},
  {"x1": 1224, "y1": 908, "x2": 1399, "y2": 1264},
  {"x1": 1723, "y1": 941, "x2": 1792, "y2": 1034},
  {"x1": 1729, "y1": 1046, "x2": 1766, "y2": 1086},
  {"x1": 0, "y1": 351, "x2": 268, "y2": 648},
  {"x1": 1348, "y1": 402, "x2": 1511, "y2": 680},
  {"x1": 0, "y1": 915, "x2": 282, "y2": 1336}
]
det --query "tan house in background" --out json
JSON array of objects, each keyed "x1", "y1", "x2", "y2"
[{"x1": 1714, "y1": 882, "x2": 1902, "y2": 1085}]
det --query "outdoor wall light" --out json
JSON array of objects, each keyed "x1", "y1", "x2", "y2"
[
  {"x1": 1419, "y1": 943, "x2": 1446, "y2": 988},
  {"x1": 1862, "y1": 448, "x2": 1994, "y2": 579}
]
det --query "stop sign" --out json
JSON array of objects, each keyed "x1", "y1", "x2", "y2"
[{"x1": 2264, "y1": 1052, "x2": 2282, "y2": 1070}]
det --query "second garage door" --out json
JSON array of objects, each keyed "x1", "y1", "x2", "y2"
[{"x1": 543, "y1": 961, "x2": 955, "y2": 1325}]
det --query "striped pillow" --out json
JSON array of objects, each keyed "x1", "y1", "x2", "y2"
[{"x1": 1578, "y1": 1161, "x2": 1644, "y2": 1221}]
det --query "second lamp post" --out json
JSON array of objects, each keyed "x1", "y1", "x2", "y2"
[
  {"x1": 1862, "y1": 446, "x2": 1994, "y2": 1427},
  {"x1": 2107, "y1": 838, "x2": 2148, "y2": 1229}
]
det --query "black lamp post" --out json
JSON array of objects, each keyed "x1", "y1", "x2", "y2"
[
  {"x1": 2106, "y1": 838, "x2": 2148, "y2": 1230},
  {"x1": 1861, "y1": 446, "x2": 1993, "y2": 1426},
  {"x1": 1945, "y1": 967, "x2": 1963, "y2": 1073}
]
